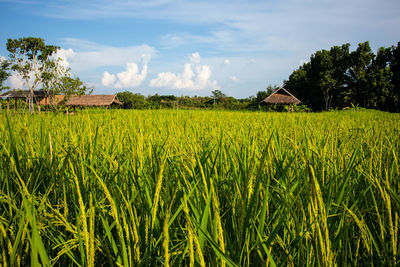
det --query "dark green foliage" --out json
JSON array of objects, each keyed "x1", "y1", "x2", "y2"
[
  {"x1": 286, "y1": 41, "x2": 400, "y2": 112},
  {"x1": 116, "y1": 91, "x2": 146, "y2": 109},
  {"x1": 0, "y1": 59, "x2": 10, "y2": 91},
  {"x1": 248, "y1": 85, "x2": 278, "y2": 110}
]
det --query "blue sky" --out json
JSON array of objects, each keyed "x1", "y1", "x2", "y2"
[{"x1": 1, "y1": 0, "x2": 399, "y2": 98}]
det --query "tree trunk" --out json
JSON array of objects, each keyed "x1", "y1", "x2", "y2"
[
  {"x1": 29, "y1": 89, "x2": 34, "y2": 115},
  {"x1": 323, "y1": 91, "x2": 333, "y2": 111}
]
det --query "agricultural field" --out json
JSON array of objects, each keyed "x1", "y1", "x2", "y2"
[{"x1": 0, "y1": 109, "x2": 399, "y2": 266}]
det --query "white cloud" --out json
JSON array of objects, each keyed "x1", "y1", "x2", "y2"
[
  {"x1": 101, "y1": 71, "x2": 116, "y2": 87},
  {"x1": 9, "y1": 73, "x2": 25, "y2": 89},
  {"x1": 230, "y1": 76, "x2": 239, "y2": 82},
  {"x1": 224, "y1": 59, "x2": 231, "y2": 65},
  {"x1": 115, "y1": 62, "x2": 148, "y2": 88},
  {"x1": 51, "y1": 48, "x2": 76, "y2": 69},
  {"x1": 102, "y1": 61, "x2": 148, "y2": 88},
  {"x1": 60, "y1": 38, "x2": 156, "y2": 73},
  {"x1": 150, "y1": 53, "x2": 219, "y2": 91}
]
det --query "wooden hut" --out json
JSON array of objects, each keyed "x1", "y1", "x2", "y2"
[
  {"x1": 260, "y1": 87, "x2": 301, "y2": 112},
  {"x1": 0, "y1": 89, "x2": 48, "y2": 113},
  {"x1": 39, "y1": 94, "x2": 121, "y2": 112},
  {"x1": 65, "y1": 95, "x2": 121, "y2": 108}
]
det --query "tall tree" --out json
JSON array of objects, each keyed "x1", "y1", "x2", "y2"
[
  {"x1": 211, "y1": 90, "x2": 227, "y2": 106},
  {"x1": 366, "y1": 47, "x2": 392, "y2": 110},
  {"x1": 329, "y1": 44, "x2": 351, "y2": 108},
  {"x1": 41, "y1": 56, "x2": 71, "y2": 108},
  {"x1": 309, "y1": 49, "x2": 336, "y2": 110},
  {"x1": 347, "y1": 41, "x2": 375, "y2": 107},
  {"x1": 389, "y1": 42, "x2": 400, "y2": 112},
  {"x1": 6, "y1": 37, "x2": 58, "y2": 114},
  {"x1": 285, "y1": 62, "x2": 322, "y2": 109}
]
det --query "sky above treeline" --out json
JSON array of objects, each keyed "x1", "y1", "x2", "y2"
[{"x1": 0, "y1": 0, "x2": 399, "y2": 98}]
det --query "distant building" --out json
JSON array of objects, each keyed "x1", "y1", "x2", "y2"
[
  {"x1": 40, "y1": 94, "x2": 122, "y2": 108},
  {"x1": 260, "y1": 87, "x2": 301, "y2": 112}
]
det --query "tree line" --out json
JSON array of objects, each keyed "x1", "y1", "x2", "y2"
[
  {"x1": 285, "y1": 41, "x2": 400, "y2": 112},
  {"x1": 116, "y1": 86, "x2": 286, "y2": 111}
]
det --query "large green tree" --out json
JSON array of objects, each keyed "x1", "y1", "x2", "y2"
[
  {"x1": 41, "y1": 56, "x2": 71, "y2": 107},
  {"x1": 366, "y1": 47, "x2": 392, "y2": 110},
  {"x1": 329, "y1": 44, "x2": 351, "y2": 108},
  {"x1": 7, "y1": 37, "x2": 59, "y2": 114},
  {"x1": 389, "y1": 42, "x2": 400, "y2": 112},
  {"x1": 347, "y1": 41, "x2": 376, "y2": 107},
  {"x1": 6, "y1": 37, "x2": 91, "y2": 113}
]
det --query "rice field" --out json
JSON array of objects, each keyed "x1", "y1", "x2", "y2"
[{"x1": 0, "y1": 109, "x2": 399, "y2": 266}]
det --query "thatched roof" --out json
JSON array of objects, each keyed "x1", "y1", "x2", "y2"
[
  {"x1": 38, "y1": 95, "x2": 66, "y2": 105},
  {"x1": 38, "y1": 94, "x2": 122, "y2": 106},
  {"x1": 1, "y1": 90, "x2": 48, "y2": 99},
  {"x1": 260, "y1": 87, "x2": 301, "y2": 105},
  {"x1": 65, "y1": 95, "x2": 121, "y2": 107}
]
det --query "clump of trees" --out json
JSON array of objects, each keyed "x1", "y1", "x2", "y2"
[
  {"x1": 285, "y1": 41, "x2": 400, "y2": 112},
  {"x1": 116, "y1": 86, "x2": 283, "y2": 111},
  {"x1": 116, "y1": 90, "x2": 267, "y2": 110}
]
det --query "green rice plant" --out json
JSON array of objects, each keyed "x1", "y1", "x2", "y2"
[{"x1": 0, "y1": 109, "x2": 399, "y2": 266}]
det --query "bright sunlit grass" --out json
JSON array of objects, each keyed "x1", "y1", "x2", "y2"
[{"x1": 0, "y1": 109, "x2": 399, "y2": 266}]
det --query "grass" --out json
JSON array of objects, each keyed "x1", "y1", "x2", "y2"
[{"x1": 0, "y1": 109, "x2": 399, "y2": 266}]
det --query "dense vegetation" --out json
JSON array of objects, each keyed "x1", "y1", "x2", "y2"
[
  {"x1": 0, "y1": 109, "x2": 399, "y2": 266},
  {"x1": 285, "y1": 41, "x2": 400, "y2": 112},
  {"x1": 116, "y1": 89, "x2": 274, "y2": 111}
]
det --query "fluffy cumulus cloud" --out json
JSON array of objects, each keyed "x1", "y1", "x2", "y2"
[
  {"x1": 51, "y1": 48, "x2": 76, "y2": 69},
  {"x1": 101, "y1": 71, "x2": 116, "y2": 87},
  {"x1": 150, "y1": 52, "x2": 219, "y2": 91},
  {"x1": 59, "y1": 38, "x2": 156, "y2": 73},
  {"x1": 8, "y1": 74, "x2": 25, "y2": 89},
  {"x1": 102, "y1": 60, "x2": 148, "y2": 88}
]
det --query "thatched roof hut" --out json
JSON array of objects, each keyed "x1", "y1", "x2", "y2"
[
  {"x1": 66, "y1": 95, "x2": 121, "y2": 107},
  {"x1": 260, "y1": 87, "x2": 301, "y2": 105},
  {"x1": 1, "y1": 90, "x2": 47, "y2": 99},
  {"x1": 39, "y1": 94, "x2": 122, "y2": 107},
  {"x1": 0, "y1": 90, "x2": 49, "y2": 113}
]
